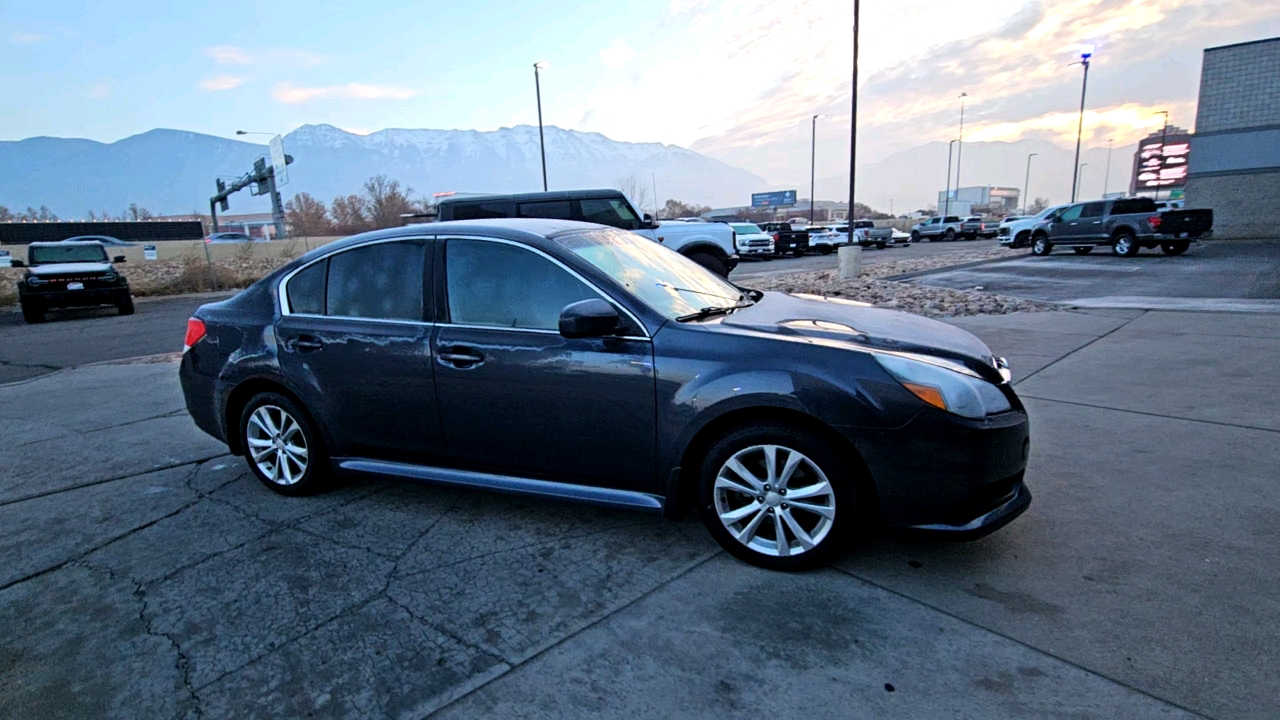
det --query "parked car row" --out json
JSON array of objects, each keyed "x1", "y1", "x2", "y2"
[
  {"x1": 998, "y1": 197, "x2": 1213, "y2": 256},
  {"x1": 910, "y1": 215, "x2": 998, "y2": 242}
]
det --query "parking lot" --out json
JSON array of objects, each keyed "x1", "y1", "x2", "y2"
[{"x1": 3, "y1": 298, "x2": 1277, "y2": 718}]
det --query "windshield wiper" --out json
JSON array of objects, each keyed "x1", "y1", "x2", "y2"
[{"x1": 676, "y1": 298, "x2": 755, "y2": 322}]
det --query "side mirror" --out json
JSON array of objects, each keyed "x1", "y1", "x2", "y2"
[
  {"x1": 113, "y1": 255, "x2": 127, "y2": 263},
  {"x1": 643, "y1": 213, "x2": 658, "y2": 229},
  {"x1": 559, "y1": 299, "x2": 620, "y2": 339},
  {"x1": 11, "y1": 260, "x2": 25, "y2": 268}
]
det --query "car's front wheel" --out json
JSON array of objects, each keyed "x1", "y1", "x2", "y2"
[
  {"x1": 116, "y1": 294, "x2": 135, "y2": 315},
  {"x1": 240, "y1": 392, "x2": 329, "y2": 496},
  {"x1": 687, "y1": 252, "x2": 728, "y2": 278},
  {"x1": 1031, "y1": 235, "x2": 1053, "y2": 256},
  {"x1": 20, "y1": 300, "x2": 45, "y2": 324},
  {"x1": 698, "y1": 422, "x2": 857, "y2": 570},
  {"x1": 910, "y1": 231, "x2": 921, "y2": 242}
]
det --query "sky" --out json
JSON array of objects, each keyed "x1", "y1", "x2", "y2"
[{"x1": 3, "y1": 0, "x2": 1278, "y2": 186}]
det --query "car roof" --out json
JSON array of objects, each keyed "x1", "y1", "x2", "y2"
[
  {"x1": 437, "y1": 189, "x2": 626, "y2": 204},
  {"x1": 31, "y1": 240, "x2": 104, "y2": 247},
  {"x1": 305, "y1": 219, "x2": 604, "y2": 254},
  {"x1": 64, "y1": 235, "x2": 116, "y2": 240}
]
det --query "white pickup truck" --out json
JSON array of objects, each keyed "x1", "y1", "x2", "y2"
[
  {"x1": 435, "y1": 189, "x2": 739, "y2": 277},
  {"x1": 997, "y1": 206, "x2": 1068, "y2": 249}
]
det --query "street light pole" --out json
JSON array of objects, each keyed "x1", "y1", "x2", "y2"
[
  {"x1": 810, "y1": 114, "x2": 824, "y2": 224},
  {"x1": 955, "y1": 92, "x2": 968, "y2": 197},
  {"x1": 1069, "y1": 47, "x2": 1093, "y2": 203},
  {"x1": 847, "y1": 0, "x2": 859, "y2": 226},
  {"x1": 1076, "y1": 163, "x2": 1089, "y2": 199},
  {"x1": 1023, "y1": 152, "x2": 1037, "y2": 214},
  {"x1": 944, "y1": 139, "x2": 957, "y2": 218},
  {"x1": 533, "y1": 61, "x2": 549, "y2": 192},
  {"x1": 1154, "y1": 110, "x2": 1169, "y2": 200},
  {"x1": 1103, "y1": 138, "x2": 1113, "y2": 197}
]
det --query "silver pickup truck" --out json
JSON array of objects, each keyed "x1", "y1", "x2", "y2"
[
  {"x1": 910, "y1": 215, "x2": 965, "y2": 242},
  {"x1": 849, "y1": 220, "x2": 895, "y2": 249}
]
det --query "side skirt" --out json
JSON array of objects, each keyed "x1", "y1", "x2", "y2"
[{"x1": 335, "y1": 458, "x2": 665, "y2": 514}]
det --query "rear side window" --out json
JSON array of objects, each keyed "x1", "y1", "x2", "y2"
[
  {"x1": 287, "y1": 260, "x2": 326, "y2": 315},
  {"x1": 449, "y1": 202, "x2": 509, "y2": 220},
  {"x1": 1080, "y1": 202, "x2": 1105, "y2": 218},
  {"x1": 446, "y1": 239, "x2": 598, "y2": 330},
  {"x1": 325, "y1": 241, "x2": 425, "y2": 321},
  {"x1": 517, "y1": 201, "x2": 572, "y2": 219},
  {"x1": 578, "y1": 198, "x2": 641, "y2": 231},
  {"x1": 944, "y1": 216, "x2": 960, "y2": 223},
  {"x1": 1112, "y1": 198, "x2": 1157, "y2": 215}
]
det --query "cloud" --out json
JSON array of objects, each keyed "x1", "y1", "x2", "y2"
[
  {"x1": 87, "y1": 84, "x2": 109, "y2": 99},
  {"x1": 272, "y1": 82, "x2": 418, "y2": 104},
  {"x1": 199, "y1": 75, "x2": 245, "y2": 92},
  {"x1": 10, "y1": 32, "x2": 49, "y2": 45},
  {"x1": 205, "y1": 46, "x2": 327, "y2": 67},
  {"x1": 599, "y1": 39, "x2": 635, "y2": 69}
]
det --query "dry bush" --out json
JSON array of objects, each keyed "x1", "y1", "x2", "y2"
[
  {"x1": 137, "y1": 252, "x2": 238, "y2": 296},
  {"x1": 279, "y1": 239, "x2": 302, "y2": 260}
]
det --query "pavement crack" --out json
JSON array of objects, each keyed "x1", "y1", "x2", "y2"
[
  {"x1": 1014, "y1": 310, "x2": 1147, "y2": 386},
  {"x1": 1018, "y1": 394, "x2": 1280, "y2": 434},
  {"x1": 0, "y1": 454, "x2": 226, "y2": 508}
]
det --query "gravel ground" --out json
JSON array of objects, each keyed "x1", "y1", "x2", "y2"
[{"x1": 744, "y1": 246, "x2": 1055, "y2": 318}]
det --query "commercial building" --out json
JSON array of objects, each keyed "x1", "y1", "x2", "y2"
[
  {"x1": 1130, "y1": 125, "x2": 1192, "y2": 198},
  {"x1": 1185, "y1": 36, "x2": 1280, "y2": 239},
  {"x1": 936, "y1": 186, "x2": 1020, "y2": 216}
]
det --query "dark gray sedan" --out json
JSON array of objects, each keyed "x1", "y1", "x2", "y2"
[{"x1": 179, "y1": 219, "x2": 1030, "y2": 570}]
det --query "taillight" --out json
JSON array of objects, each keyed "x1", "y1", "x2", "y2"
[
  {"x1": 184, "y1": 317, "x2": 206, "y2": 352},
  {"x1": 1149, "y1": 215, "x2": 1162, "y2": 230}
]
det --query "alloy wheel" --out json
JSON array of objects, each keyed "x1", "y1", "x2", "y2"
[
  {"x1": 246, "y1": 405, "x2": 309, "y2": 485},
  {"x1": 713, "y1": 444, "x2": 836, "y2": 558}
]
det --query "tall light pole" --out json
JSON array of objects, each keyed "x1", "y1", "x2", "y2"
[
  {"x1": 944, "y1": 139, "x2": 957, "y2": 218},
  {"x1": 955, "y1": 92, "x2": 968, "y2": 197},
  {"x1": 1103, "y1": 138, "x2": 1114, "y2": 197},
  {"x1": 533, "y1": 61, "x2": 549, "y2": 191},
  {"x1": 1076, "y1": 163, "x2": 1089, "y2": 199},
  {"x1": 1023, "y1": 152, "x2": 1037, "y2": 214},
  {"x1": 810, "y1": 114, "x2": 824, "y2": 223},
  {"x1": 1154, "y1": 110, "x2": 1169, "y2": 200},
  {"x1": 847, "y1": 0, "x2": 860, "y2": 226},
  {"x1": 1069, "y1": 46, "x2": 1093, "y2": 202}
]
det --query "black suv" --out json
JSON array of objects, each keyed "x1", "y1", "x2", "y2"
[{"x1": 15, "y1": 241, "x2": 134, "y2": 323}]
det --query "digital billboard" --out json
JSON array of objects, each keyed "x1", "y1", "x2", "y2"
[
  {"x1": 751, "y1": 190, "x2": 797, "y2": 208},
  {"x1": 1131, "y1": 134, "x2": 1190, "y2": 194}
]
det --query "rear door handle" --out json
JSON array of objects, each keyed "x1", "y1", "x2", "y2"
[
  {"x1": 287, "y1": 335, "x2": 323, "y2": 351},
  {"x1": 438, "y1": 347, "x2": 485, "y2": 368}
]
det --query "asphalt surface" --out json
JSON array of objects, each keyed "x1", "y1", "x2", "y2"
[
  {"x1": 908, "y1": 239, "x2": 1280, "y2": 308},
  {"x1": 731, "y1": 238, "x2": 999, "y2": 280},
  {"x1": 3, "y1": 309, "x2": 1277, "y2": 718}
]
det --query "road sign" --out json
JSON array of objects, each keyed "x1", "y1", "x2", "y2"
[
  {"x1": 143, "y1": 245, "x2": 158, "y2": 260},
  {"x1": 751, "y1": 190, "x2": 797, "y2": 208},
  {"x1": 269, "y1": 135, "x2": 289, "y2": 187}
]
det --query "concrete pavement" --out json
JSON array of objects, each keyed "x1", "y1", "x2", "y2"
[{"x1": 2, "y1": 309, "x2": 1277, "y2": 719}]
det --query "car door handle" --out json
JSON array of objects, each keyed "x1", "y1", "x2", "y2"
[
  {"x1": 438, "y1": 347, "x2": 485, "y2": 368},
  {"x1": 286, "y1": 335, "x2": 323, "y2": 351}
]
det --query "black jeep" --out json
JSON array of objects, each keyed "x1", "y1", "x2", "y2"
[{"x1": 15, "y1": 241, "x2": 134, "y2": 323}]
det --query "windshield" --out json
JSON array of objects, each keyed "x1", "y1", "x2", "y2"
[
  {"x1": 553, "y1": 228, "x2": 745, "y2": 320},
  {"x1": 730, "y1": 223, "x2": 762, "y2": 235},
  {"x1": 31, "y1": 244, "x2": 108, "y2": 264}
]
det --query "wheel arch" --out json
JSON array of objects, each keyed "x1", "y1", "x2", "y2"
[
  {"x1": 223, "y1": 377, "x2": 329, "y2": 457},
  {"x1": 678, "y1": 242, "x2": 729, "y2": 262}
]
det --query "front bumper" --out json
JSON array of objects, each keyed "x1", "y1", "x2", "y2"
[
  {"x1": 739, "y1": 244, "x2": 774, "y2": 256},
  {"x1": 20, "y1": 286, "x2": 130, "y2": 309}
]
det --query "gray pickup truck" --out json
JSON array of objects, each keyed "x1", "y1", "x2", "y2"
[
  {"x1": 910, "y1": 215, "x2": 964, "y2": 242},
  {"x1": 1029, "y1": 197, "x2": 1213, "y2": 257}
]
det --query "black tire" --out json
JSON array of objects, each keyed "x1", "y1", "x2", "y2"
[
  {"x1": 820, "y1": 245, "x2": 833, "y2": 255},
  {"x1": 1031, "y1": 235, "x2": 1052, "y2": 256},
  {"x1": 688, "y1": 252, "x2": 728, "y2": 277},
  {"x1": 792, "y1": 249, "x2": 805, "y2": 258},
  {"x1": 1072, "y1": 246, "x2": 1093, "y2": 255},
  {"x1": 697, "y1": 422, "x2": 859, "y2": 571},
  {"x1": 1112, "y1": 231, "x2": 1140, "y2": 257},
  {"x1": 910, "y1": 231, "x2": 921, "y2": 243},
  {"x1": 116, "y1": 294, "x2": 135, "y2": 316},
  {"x1": 21, "y1": 300, "x2": 45, "y2": 324},
  {"x1": 1014, "y1": 231, "x2": 1030, "y2": 249},
  {"x1": 876, "y1": 242, "x2": 887, "y2": 250},
  {"x1": 239, "y1": 392, "x2": 331, "y2": 496},
  {"x1": 1161, "y1": 242, "x2": 1189, "y2": 256},
  {"x1": 760, "y1": 255, "x2": 772, "y2": 262},
  {"x1": 944, "y1": 229, "x2": 956, "y2": 242}
]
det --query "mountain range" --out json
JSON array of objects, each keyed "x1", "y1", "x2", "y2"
[{"x1": 0, "y1": 124, "x2": 767, "y2": 218}]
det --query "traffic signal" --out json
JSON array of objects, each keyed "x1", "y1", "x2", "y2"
[{"x1": 216, "y1": 179, "x2": 229, "y2": 211}]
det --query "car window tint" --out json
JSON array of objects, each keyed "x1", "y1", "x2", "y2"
[
  {"x1": 1113, "y1": 198, "x2": 1157, "y2": 215},
  {"x1": 287, "y1": 260, "x2": 326, "y2": 315},
  {"x1": 517, "y1": 201, "x2": 571, "y2": 219},
  {"x1": 1080, "y1": 202, "x2": 1105, "y2": 218},
  {"x1": 326, "y1": 241, "x2": 425, "y2": 321},
  {"x1": 446, "y1": 239, "x2": 598, "y2": 330},
  {"x1": 450, "y1": 202, "x2": 508, "y2": 220},
  {"x1": 578, "y1": 198, "x2": 640, "y2": 230},
  {"x1": 1059, "y1": 205, "x2": 1084, "y2": 221},
  {"x1": 944, "y1": 216, "x2": 960, "y2": 223}
]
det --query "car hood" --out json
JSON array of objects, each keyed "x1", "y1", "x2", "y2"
[
  {"x1": 714, "y1": 291, "x2": 1004, "y2": 382},
  {"x1": 27, "y1": 262, "x2": 113, "y2": 276},
  {"x1": 736, "y1": 232, "x2": 773, "y2": 242}
]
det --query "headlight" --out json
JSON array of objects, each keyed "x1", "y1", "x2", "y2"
[
  {"x1": 875, "y1": 352, "x2": 1012, "y2": 419},
  {"x1": 27, "y1": 276, "x2": 46, "y2": 286},
  {"x1": 102, "y1": 272, "x2": 118, "y2": 282}
]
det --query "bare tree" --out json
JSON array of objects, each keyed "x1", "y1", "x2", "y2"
[
  {"x1": 285, "y1": 193, "x2": 333, "y2": 236},
  {"x1": 659, "y1": 199, "x2": 711, "y2": 219},
  {"x1": 362, "y1": 175, "x2": 415, "y2": 229},
  {"x1": 0, "y1": 206, "x2": 13, "y2": 222},
  {"x1": 1028, "y1": 197, "x2": 1049, "y2": 213},
  {"x1": 126, "y1": 203, "x2": 153, "y2": 221},
  {"x1": 615, "y1": 174, "x2": 652, "y2": 215},
  {"x1": 330, "y1": 194, "x2": 370, "y2": 235}
]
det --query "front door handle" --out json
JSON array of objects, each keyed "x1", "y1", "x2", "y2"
[
  {"x1": 438, "y1": 346, "x2": 485, "y2": 368},
  {"x1": 287, "y1": 335, "x2": 323, "y2": 351}
]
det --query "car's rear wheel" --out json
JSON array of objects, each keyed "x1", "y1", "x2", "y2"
[
  {"x1": 1031, "y1": 235, "x2": 1053, "y2": 256},
  {"x1": 1072, "y1": 246, "x2": 1093, "y2": 255},
  {"x1": 1161, "y1": 242, "x2": 1189, "y2": 256},
  {"x1": 792, "y1": 249, "x2": 805, "y2": 258},
  {"x1": 240, "y1": 392, "x2": 329, "y2": 496},
  {"x1": 945, "y1": 229, "x2": 956, "y2": 242},
  {"x1": 698, "y1": 422, "x2": 857, "y2": 571},
  {"x1": 1014, "y1": 231, "x2": 1030, "y2": 248},
  {"x1": 687, "y1": 252, "x2": 728, "y2": 277},
  {"x1": 1113, "y1": 231, "x2": 1139, "y2": 257},
  {"x1": 820, "y1": 245, "x2": 833, "y2": 255},
  {"x1": 116, "y1": 294, "x2": 135, "y2": 315},
  {"x1": 876, "y1": 242, "x2": 887, "y2": 249},
  {"x1": 21, "y1": 301, "x2": 45, "y2": 324}
]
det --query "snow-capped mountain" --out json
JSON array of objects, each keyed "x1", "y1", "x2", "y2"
[{"x1": 0, "y1": 125, "x2": 767, "y2": 217}]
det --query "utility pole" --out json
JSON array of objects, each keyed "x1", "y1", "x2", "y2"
[
  {"x1": 1077, "y1": 163, "x2": 1089, "y2": 199},
  {"x1": 1070, "y1": 47, "x2": 1093, "y2": 202},
  {"x1": 534, "y1": 62, "x2": 549, "y2": 191},
  {"x1": 955, "y1": 92, "x2": 968, "y2": 198},
  {"x1": 810, "y1": 114, "x2": 824, "y2": 223},
  {"x1": 651, "y1": 172, "x2": 659, "y2": 217},
  {"x1": 1103, "y1": 139, "x2": 1113, "y2": 197},
  {"x1": 847, "y1": 0, "x2": 859, "y2": 226},
  {"x1": 944, "y1": 139, "x2": 956, "y2": 218},
  {"x1": 1023, "y1": 153, "x2": 1037, "y2": 213}
]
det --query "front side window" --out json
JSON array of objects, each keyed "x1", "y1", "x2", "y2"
[
  {"x1": 446, "y1": 239, "x2": 599, "y2": 330},
  {"x1": 325, "y1": 241, "x2": 425, "y2": 321},
  {"x1": 1058, "y1": 205, "x2": 1084, "y2": 222},
  {"x1": 578, "y1": 198, "x2": 641, "y2": 230}
]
